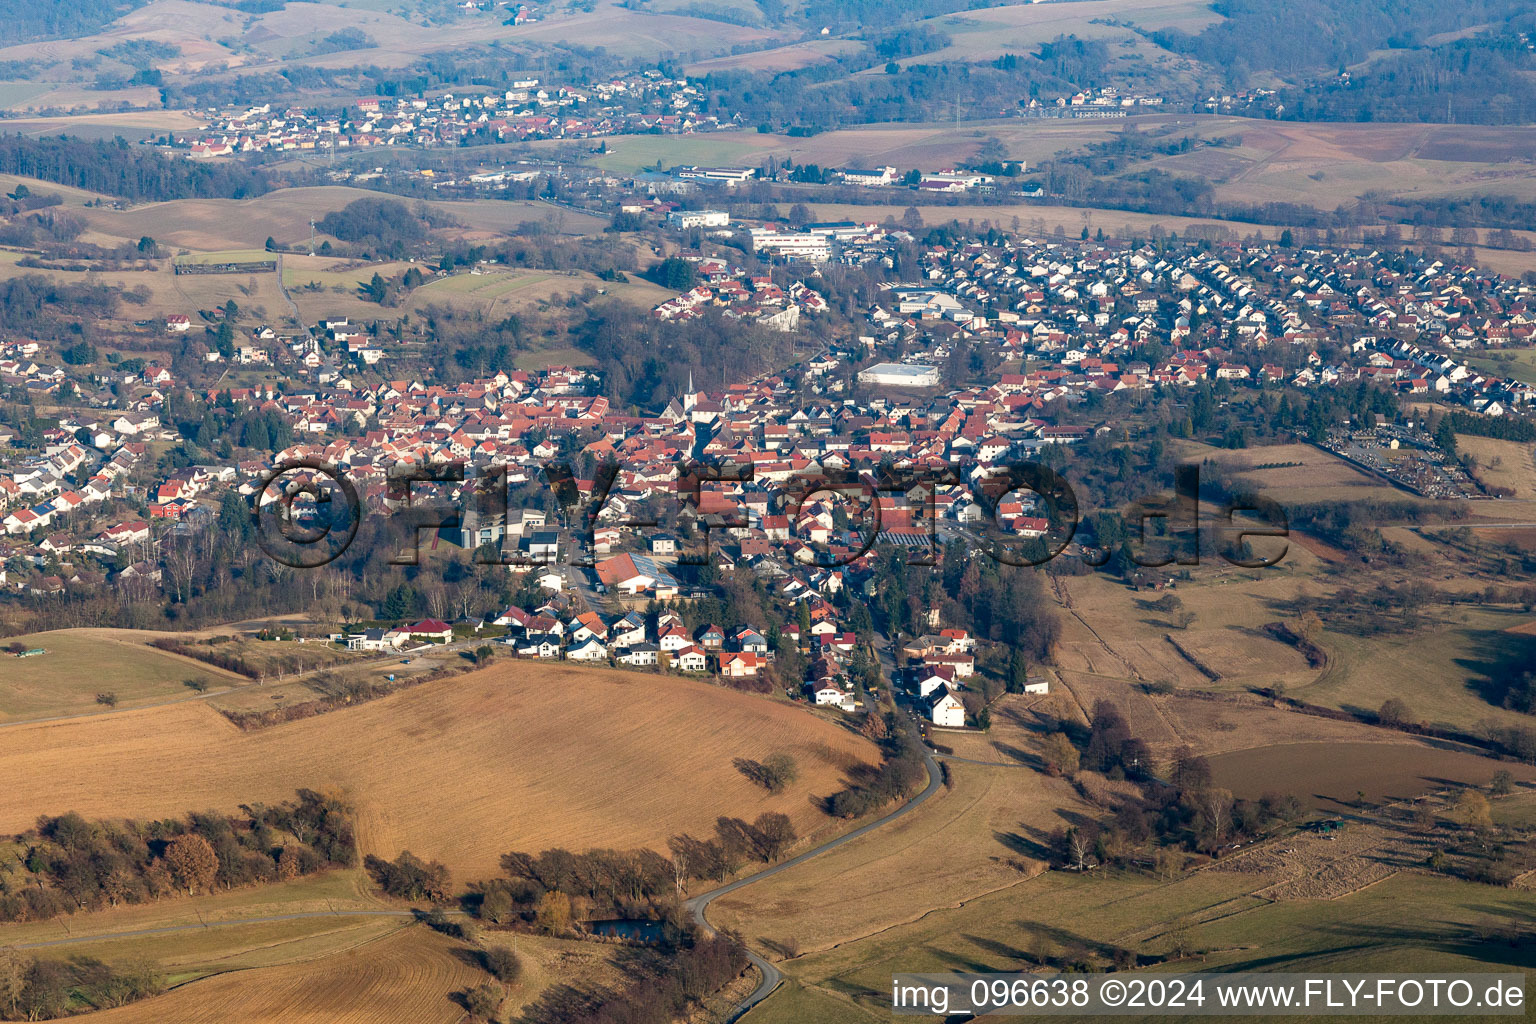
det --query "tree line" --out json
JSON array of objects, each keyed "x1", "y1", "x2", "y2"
[
  {"x1": 0, "y1": 950, "x2": 164, "y2": 1022},
  {"x1": 0, "y1": 790, "x2": 357, "y2": 923},
  {"x1": 1, "y1": 0, "x2": 152, "y2": 44},
  {"x1": 825, "y1": 717, "x2": 929, "y2": 818},
  {"x1": 0, "y1": 135, "x2": 271, "y2": 202},
  {"x1": 1044, "y1": 701, "x2": 1307, "y2": 869},
  {"x1": 519, "y1": 930, "x2": 747, "y2": 1024},
  {"x1": 317, "y1": 198, "x2": 432, "y2": 260}
]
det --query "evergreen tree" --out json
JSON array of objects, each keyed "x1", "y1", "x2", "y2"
[{"x1": 1007, "y1": 648, "x2": 1029, "y2": 694}]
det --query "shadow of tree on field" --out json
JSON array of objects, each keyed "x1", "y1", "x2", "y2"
[
  {"x1": 994, "y1": 829, "x2": 1052, "y2": 861},
  {"x1": 1457, "y1": 627, "x2": 1536, "y2": 709}
]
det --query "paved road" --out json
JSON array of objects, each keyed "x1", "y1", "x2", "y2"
[{"x1": 687, "y1": 631, "x2": 941, "y2": 1022}]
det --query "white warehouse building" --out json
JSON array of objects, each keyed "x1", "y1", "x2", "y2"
[{"x1": 857, "y1": 362, "x2": 941, "y2": 387}]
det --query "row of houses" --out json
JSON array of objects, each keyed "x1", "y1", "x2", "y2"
[{"x1": 489, "y1": 605, "x2": 773, "y2": 674}]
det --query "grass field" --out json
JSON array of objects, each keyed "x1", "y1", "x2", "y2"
[
  {"x1": 1052, "y1": 562, "x2": 1326, "y2": 695},
  {"x1": 80, "y1": 187, "x2": 605, "y2": 252},
  {"x1": 741, "y1": 868, "x2": 1263, "y2": 1022},
  {"x1": 0, "y1": 870, "x2": 377, "y2": 949},
  {"x1": 797, "y1": 197, "x2": 1296, "y2": 244},
  {"x1": 1469, "y1": 348, "x2": 1536, "y2": 386},
  {"x1": 0, "y1": 253, "x2": 291, "y2": 323},
  {"x1": 0, "y1": 0, "x2": 782, "y2": 78},
  {"x1": 409, "y1": 268, "x2": 558, "y2": 303},
  {"x1": 583, "y1": 133, "x2": 783, "y2": 174},
  {"x1": 743, "y1": 866, "x2": 1536, "y2": 1023},
  {"x1": 710, "y1": 759, "x2": 1085, "y2": 954},
  {"x1": 0, "y1": 864, "x2": 626, "y2": 1020},
  {"x1": 173, "y1": 249, "x2": 274, "y2": 266},
  {"x1": 1185, "y1": 440, "x2": 1414, "y2": 505},
  {"x1": 684, "y1": 38, "x2": 863, "y2": 75},
  {"x1": 1297, "y1": 605, "x2": 1536, "y2": 736},
  {"x1": 279, "y1": 254, "x2": 417, "y2": 291},
  {"x1": 406, "y1": 267, "x2": 672, "y2": 319},
  {"x1": 0, "y1": 173, "x2": 117, "y2": 207},
  {"x1": 0, "y1": 628, "x2": 240, "y2": 721},
  {"x1": 1457, "y1": 433, "x2": 1536, "y2": 499},
  {"x1": 0, "y1": 662, "x2": 877, "y2": 879},
  {"x1": 0, "y1": 81, "x2": 52, "y2": 109},
  {"x1": 1052, "y1": 540, "x2": 1536, "y2": 740}
]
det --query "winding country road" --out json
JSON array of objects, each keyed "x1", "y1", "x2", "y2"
[{"x1": 686, "y1": 632, "x2": 942, "y2": 1022}]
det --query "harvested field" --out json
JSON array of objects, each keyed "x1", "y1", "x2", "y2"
[
  {"x1": 0, "y1": 663, "x2": 876, "y2": 878},
  {"x1": 1208, "y1": 740, "x2": 1535, "y2": 811},
  {"x1": 91, "y1": 926, "x2": 483, "y2": 1024}
]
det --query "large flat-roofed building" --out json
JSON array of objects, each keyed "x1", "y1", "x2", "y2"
[
  {"x1": 857, "y1": 362, "x2": 941, "y2": 387},
  {"x1": 676, "y1": 166, "x2": 757, "y2": 185},
  {"x1": 748, "y1": 229, "x2": 831, "y2": 262},
  {"x1": 667, "y1": 209, "x2": 730, "y2": 229}
]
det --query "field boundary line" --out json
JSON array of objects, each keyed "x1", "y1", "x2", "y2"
[{"x1": 11, "y1": 909, "x2": 463, "y2": 950}]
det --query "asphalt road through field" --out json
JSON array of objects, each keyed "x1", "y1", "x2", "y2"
[{"x1": 687, "y1": 631, "x2": 941, "y2": 1022}]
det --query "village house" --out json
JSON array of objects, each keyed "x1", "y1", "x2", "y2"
[
  {"x1": 672, "y1": 645, "x2": 708, "y2": 672},
  {"x1": 927, "y1": 688, "x2": 966, "y2": 727},
  {"x1": 407, "y1": 618, "x2": 454, "y2": 642}
]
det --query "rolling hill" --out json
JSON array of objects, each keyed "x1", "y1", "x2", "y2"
[{"x1": 0, "y1": 661, "x2": 877, "y2": 879}]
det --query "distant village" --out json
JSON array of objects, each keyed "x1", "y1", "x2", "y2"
[
  {"x1": 176, "y1": 71, "x2": 730, "y2": 157},
  {"x1": 172, "y1": 71, "x2": 1169, "y2": 158}
]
